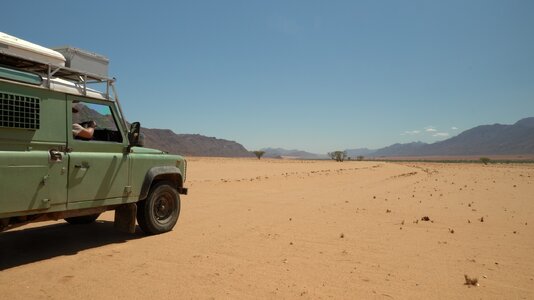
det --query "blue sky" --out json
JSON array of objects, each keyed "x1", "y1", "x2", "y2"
[{"x1": 2, "y1": 0, "x2": 534, "y2": 153}]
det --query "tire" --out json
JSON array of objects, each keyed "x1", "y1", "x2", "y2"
[
  {"x1": 137, "y1": 181, "x2": 180, "y2": 235},
  {"x1": 65, "y1": 213, "x2": 101, "y2": 225}
]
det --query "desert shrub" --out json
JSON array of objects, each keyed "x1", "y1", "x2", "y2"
[
  {"x1": 252, "y1": 150, "x2": 265, "y2": 160},
  {"x1": 480, "y1": 157, "x2": 491, "y2": 165}
]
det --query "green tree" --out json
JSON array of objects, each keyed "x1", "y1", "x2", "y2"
[
  {"x1": 356, "y1": 155, "x2": 364, "y2": 161},
  {"x1": 328, "y1": 151, "x2": 347, "y2": 162},
  {"x1": 253, "y1": 150, "x2": 265, "y2": 160},
  {"x1": 480, "y1": 157, "x2": 491, "y2": 165}
]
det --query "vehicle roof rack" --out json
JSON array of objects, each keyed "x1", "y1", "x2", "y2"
[
  {"x1": 0, "y1": 51, "x2": 115, "y2": 98},
  {"x1": 0, "y1": 51, "x2": 129, "y2": 133}
]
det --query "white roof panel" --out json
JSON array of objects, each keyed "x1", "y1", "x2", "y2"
[{"x1": 0, "y1": 32, "x2": 66, "y2": 67}]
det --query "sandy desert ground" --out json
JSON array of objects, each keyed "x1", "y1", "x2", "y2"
[{"x1": 1, "y1": 158, "x2": 533, "y2": 299}]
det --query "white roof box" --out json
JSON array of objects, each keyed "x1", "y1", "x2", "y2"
[
  {"x1": 0, "y1": 32, "x2": 66, "y2": 67},
  {"x1": 53, "y1": 47, "x2": 109, "y2": 78}
]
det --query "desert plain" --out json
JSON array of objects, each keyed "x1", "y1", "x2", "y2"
[{"x1": 0, "y1": 157, "x2": 533, "y2": 299}]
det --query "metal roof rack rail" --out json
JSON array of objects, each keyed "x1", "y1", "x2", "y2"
[
  {"x1": 0, "y1": 51, "x2": 114, "y2": 98},
  {"x1": 0, "y1": 51, "x2": 129, "y2": 133}
]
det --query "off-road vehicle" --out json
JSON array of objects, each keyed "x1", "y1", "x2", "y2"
[{"x1": 0, "y1": 32, "x2": 187, "y2": 234}]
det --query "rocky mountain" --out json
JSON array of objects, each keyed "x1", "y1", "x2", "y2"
[
  {"x1": 351, "y1": 117, "x2": 534, "y2": 157},
  {"x1": 75, "y1": 104, "x2": 253, "y2": 157},
  {"x1": 371, "y1": 142, "x2": 427, "y2": 157},
  {"x1": 142, "y1": 128, "x2": 254, "y2": 157},
  {"x1": 416, "y1": 117, "x2": 534, "y2": 155},
  {"x1": 80, "y1": 104, "x2": 534, "y2": 158}
]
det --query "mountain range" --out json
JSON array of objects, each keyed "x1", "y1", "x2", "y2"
[
  {"x1": 141, "y1": 117, "x2": 534, "y2": 158},
  {"x1": 142, "y1": 128, "x2": 253, "y2": 157},
  {"x1": 349, "y1": 117, "x2": 534, "y2": 157}
]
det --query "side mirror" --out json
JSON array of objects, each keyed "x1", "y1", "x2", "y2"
[{"x1": 128, "y1": 122, "x2": 144, "y2": 147}]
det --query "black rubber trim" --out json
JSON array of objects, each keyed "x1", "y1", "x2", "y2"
[
  {"x1": 139, "y1": 166, "x2": 183, "y2": 200},
  {"x1": 177, "y1": 187, "x2": 188, "y2": 195}
]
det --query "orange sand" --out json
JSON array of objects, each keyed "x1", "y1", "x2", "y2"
[{"x1": 1, "y1": 158, "x2": 533, "y2": 299}]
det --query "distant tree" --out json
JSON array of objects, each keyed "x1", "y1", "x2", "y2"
[
  {"x1": 356, "y1": 155, "x2": 364, "y2": 161},
  {"x1": 253, "y1": 150, "x2": 265, "y2": 160},
  {"x1": 480, "y1": 157, "x2": 491, "y2": 165},
  {"x1": 328, "y1": 151, "x2": 347, "y2": 162}
]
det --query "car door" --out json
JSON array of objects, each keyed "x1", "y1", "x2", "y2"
[
  {"x1": 0, "y1": 81, "x2": 68, "y2": 215},
  {"x1": 66, "y1": 96, "x2": 130, "y2": 209}
]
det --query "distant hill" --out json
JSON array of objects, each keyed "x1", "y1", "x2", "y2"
[
  {"x1": 261, "y1": 147, "x2": 327, "y2": 159},
  {"x1": 350, "y1": 117, "x2": 534, "y2": 157},
  {"x1": 345, "y1": 148, "x2": 377, "y2": 157},
  {"x1": 371, "y1": 142, "x2": 427, "y2": 157},
  {"x1": 416, "y1": 117, "x2": 534, "y2": 156},
  {"x1": 79, "y1": 105, "x2": 534, "y2": 158},
  {"x1": 142, "y1": 128, "x2": 254, "y2": 157},
  {"x1": 76, "y1": 104, "x2": 253, "y2": 157}
]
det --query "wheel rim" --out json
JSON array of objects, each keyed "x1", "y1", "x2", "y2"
[{"x1": 153, "y1": 191, "x2": 175, "y2": 224}]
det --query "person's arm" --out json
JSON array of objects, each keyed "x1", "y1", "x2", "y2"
[
  {"x1": 72, "y1": 121, "x2": 96, "y2": 139},
  {"x1": 76, "y1": 126, "x2": 95, "y2": 139}
]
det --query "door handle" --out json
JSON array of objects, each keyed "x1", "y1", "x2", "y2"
[
  {"x1": 74, "y1": 162, "x2": 90, "y2": 169},
  {"x1": 49, "y1": 149, "x2": 63, "y2": 162}
]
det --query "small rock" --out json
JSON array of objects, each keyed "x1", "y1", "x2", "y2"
[{"x1": 464, "y1": 275, "x2": 479, "y2": 287}]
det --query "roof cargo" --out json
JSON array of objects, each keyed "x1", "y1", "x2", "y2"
[
  {"x1": 0, "y1": 32, "x2": 66, "y2": 66},
  {"x1": 53, "y1": 47, "x2": 109, "y2": 78}
]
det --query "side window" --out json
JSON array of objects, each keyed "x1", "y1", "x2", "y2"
[{"x1": 71, "y1": 101, "x2": 123, "y2": 143}]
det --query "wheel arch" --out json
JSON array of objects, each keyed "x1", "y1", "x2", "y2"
[{"x1": 139, "y1": 166, "x2": 184, "y2": 200}]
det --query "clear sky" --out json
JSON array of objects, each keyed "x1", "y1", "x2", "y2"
[{"x1": 2, "y1": 0, "x2": 534, "y2": 153}]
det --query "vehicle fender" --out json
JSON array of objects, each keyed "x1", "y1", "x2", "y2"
[{"x1": 139, "y1": 166, "x2": 184, "y2": 200}]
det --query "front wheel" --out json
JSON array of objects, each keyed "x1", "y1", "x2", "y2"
[{"x1": 137, "y1": 181, "x2": 181, "y2": 235}]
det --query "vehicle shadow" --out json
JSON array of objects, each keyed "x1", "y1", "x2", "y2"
[{"x1": 0, "y1": 221, "x2": 144, "y2": 270}]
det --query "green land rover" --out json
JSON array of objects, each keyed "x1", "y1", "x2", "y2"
[{"x1": 0, "y1": 32, "x2": 187, "y2": 235}]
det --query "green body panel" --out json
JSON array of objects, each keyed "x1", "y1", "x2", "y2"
[
  {"x1": 0, "y1": 75, "x2": 187, "y2": 221},
  {"x1": 0, "y1": 80, "x2": 68, "y2": 218},
  {"x1": 0, "y1": 81, "x2": 67, "y2": 148},
  {"x1": 67, "y1": 151, "x2": 130, "y2": 203},
  {"x1": 66, "y1": 95, "x2": 130, "y2": 204}
]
